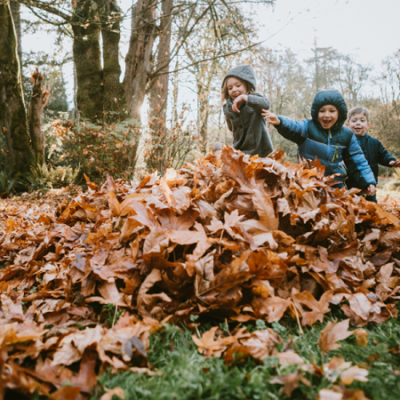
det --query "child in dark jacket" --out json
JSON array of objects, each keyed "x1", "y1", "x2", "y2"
[
  {"x1": 221, "y1": 65, "x2": 274, "y2": 158},
  {"x1": 262, "y1": 89, "x2": 376, "y2": 193},
  {"x1": 346, "y1": 106, "x2": 400, "y2": 202}
]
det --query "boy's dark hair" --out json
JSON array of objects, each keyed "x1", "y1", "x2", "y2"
[{"x1": 348, "y1": 106, "x2": 370, "y2": 122}]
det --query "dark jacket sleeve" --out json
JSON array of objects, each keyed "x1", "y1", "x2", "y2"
[
  {"x1": 223, "y1": 104, "x2": 233, "y2": 132},
  {"x1": 275, "y1": 116, "x2": 308, "y2": 145},
  {"x1": 246, "y1": 93, "x2": 270, "y2": 114},
  {"x1": 377, "y1": 139, "x2": 396, "y2": 166},
  {"x1": 224, "y1": 115, "x2": 233, "y2": 132},
  {"x1": 343, "y1": 134, "x2": 376, "y2": 188}
]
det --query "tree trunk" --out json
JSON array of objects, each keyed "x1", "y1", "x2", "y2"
[
  {"x1": 0, "y1": 1, "x2": 34, "y2": 173},
  {"x1": 9, "y1": 1, "x2": 22, "y2": 65},
  {"x1": 172, "y1": 59, "x2": 179, "y2": 128},
  {"x1": 72, "y1": 2, "x2": 103, "y2": 121},
  {"x1": 197, "y1": 60, "x2": 217, "y2": 153},
  {"x1": 29, "y1": 70, "x2": 47, "y2": 166},
  {"x1": 97, "y1": 0, "x2": 124, "y2": 119},
  {"x1": 123, "y1": 0, "x2": 157, "y2": 166},
  {"x1": 124, "y1": 0, "x2": 156, "y2": 120},
  {"x1": 147, "y1": 0, "x2": 173, "y2": 173}
]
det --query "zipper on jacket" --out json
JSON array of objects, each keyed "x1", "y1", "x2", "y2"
[
  {"x1": 327, "y1": 130, "x2": 332, "y2": 160},
  {"x1": 331, "y1": 145, "x2": 339, "y2": 162}
]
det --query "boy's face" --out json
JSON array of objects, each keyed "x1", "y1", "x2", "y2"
[
  {"x1": 346, "y1": 113, "x2": 370, "y2": 136},
  {"x1": 318, "y1": 105, "x2": 339, "y2": 130},
  {"x1": 226, "y1": 77, "x2": 247, "y2": 100}
]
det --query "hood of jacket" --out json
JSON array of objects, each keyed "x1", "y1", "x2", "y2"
[
  {"x1": 222, "y1": 65, "x2": 257, "y2": 91},
  {"x1": 310, "y1": 89, "x2": 348, "y2": 132}
]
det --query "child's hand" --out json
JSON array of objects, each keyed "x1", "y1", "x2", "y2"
[
  {"x1": 262, "y1": 110, "x2": 281, "y2": 125},
  {"x1": 389, "y1": 160, "x2": 400, "y2": 167},
  {"x1": 232, "y1": 94, "x2": 248, "y2": 113},
  {"x1": 367, "y1": 184, "x2": 377, "y2": 195}
]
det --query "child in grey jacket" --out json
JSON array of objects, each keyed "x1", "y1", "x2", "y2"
[{"x1": 221, "y1": 65, "x2": 273, "y2": 157}]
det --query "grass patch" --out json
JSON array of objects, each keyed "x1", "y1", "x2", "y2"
[{"x1": 91, "y1": 309, "x2": 400, "y2": 400}]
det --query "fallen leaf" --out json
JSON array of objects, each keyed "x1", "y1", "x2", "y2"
[
  {"x1": 100, "y1": 386, "x2": 125, "y2": 400},
  {"x1": 318, "y1": 319, "x2": 354, "y2": 353}
]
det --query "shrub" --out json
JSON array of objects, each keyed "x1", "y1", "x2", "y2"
[
  {"x1": 52, "y1": 119, "x2": 140, "y2": 183},
  {"x1": 0, "y1": 171, "x2": 22, "y2": 198},
  {"x1": 384, "y1": 168, "x2": 400, "y2": 191},
  {"x1": 24, "y1": 164, "x2": 79, "y2": 192}
]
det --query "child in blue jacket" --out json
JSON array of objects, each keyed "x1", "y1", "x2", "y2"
[
  {"x1": 346, "y1": 106, "x2": 400, "y2": 202},
  {"x1": 262, "y1": 89, "x2": 376, "y2": 194}
]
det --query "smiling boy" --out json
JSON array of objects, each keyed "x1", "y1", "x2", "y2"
[
  {"x1": 345, "y1": 106, "x2": 400, "y2": 202},
  {"x1": 262, "y1": 90, "x2": 376, "y2": 194}
]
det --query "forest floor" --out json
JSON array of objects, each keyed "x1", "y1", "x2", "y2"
[
  {"x1": 91, "y1": 309, "x2": 400, "y2": 400},
  {"x1": 2, "y1": 183, "x2": 400, "y2": 400},
  {"x1": 93, "y1": 186, "x2": 400, "y2": 400}
]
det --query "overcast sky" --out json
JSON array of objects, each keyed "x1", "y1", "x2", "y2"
[
  {"x1": 257, "y1": 0, "x2": 400, "y2": 69},
  {"x1": 22, "y1": 0, "x2": 400, "y2": 107}
]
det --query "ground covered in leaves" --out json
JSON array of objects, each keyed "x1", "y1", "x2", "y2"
[{"x1": 1, "y1": 146, "x2": 400, "y2": 400}]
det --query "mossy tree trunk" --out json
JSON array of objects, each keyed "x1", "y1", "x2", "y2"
[
  {"x1": 147, "y1": 0, "x2": 173, "y2": 173},
  {"x1": 72, "y1": 0, "x2": 103, "y2": 121},
  {"x1": 0, "y1": 1, "x2": 34, "y2": 173},
  {"x1": 9, "y1": 1, "x2": 22, "y2": 64},
  {"x1": 97, "y1": 0, "x2": 124, "y2": 120}
]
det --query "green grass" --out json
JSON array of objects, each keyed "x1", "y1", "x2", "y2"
[{"x1": 91, "y1": 308, "x2": 400, "y2": 400}]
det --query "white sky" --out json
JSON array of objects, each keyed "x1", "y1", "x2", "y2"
[
  {"x1": 21, "y1": 0, "x2": 400, "y2": 108},
  {"x1": 257, "y1": 0, "x2": 400, "y2": 70}
]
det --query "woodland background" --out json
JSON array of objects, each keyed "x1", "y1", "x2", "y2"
[{"x1": 1, "y1": 0, "x2": 400, "y2": 192}]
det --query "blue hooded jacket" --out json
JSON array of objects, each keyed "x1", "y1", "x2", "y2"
[{"x1": 276, "y1": 90, "x2": 376, "y2": 189}]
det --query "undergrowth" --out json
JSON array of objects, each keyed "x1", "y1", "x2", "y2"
[{"x1": 91, "y1": 307, "x2": 400, "y2": 400}]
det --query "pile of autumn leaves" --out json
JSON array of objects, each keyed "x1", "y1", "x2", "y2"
[{"x1": 1, "y1": 146, "x2": 400, "y2": 399}]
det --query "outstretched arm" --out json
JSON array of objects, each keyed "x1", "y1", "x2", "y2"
[
  {"x1": 377, "y1": 140, "x2": 399, "y2": 167},
  {"x1": 262, "y1": 110, "x2": 308, "y2": 145}
]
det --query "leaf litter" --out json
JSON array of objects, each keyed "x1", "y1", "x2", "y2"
[{"x1": 1, "y1": 146, "x2": 399, "y2": 398}]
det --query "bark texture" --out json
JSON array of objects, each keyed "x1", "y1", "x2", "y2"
[
  {"x1": 29, "y1": 70, "x2": 48, "y2": 166},
  {"x1": 72, "y1": 1, "x2": 103, "y2": 121},
  {"x1": 197, "y1": 60, "x2": 218, "y2": 153},
  {"x1": 123, "y1": 0, "x2": 157, "y2": 165},
  {"x1": 9, "y1": 1, "x2": 22, "y2": 64},
  {"x1": 124, "y1": 0, "x2": 156, "y2": 121},
  {"x1": 147, "y1": 0, "x2": 174, "y2": 173},
  {"x1": 0, "y1": 2, "x2": 34, "y2": 173},
  {"x1": 97, "y1": 0, "x2": 124, "y2": 118}
]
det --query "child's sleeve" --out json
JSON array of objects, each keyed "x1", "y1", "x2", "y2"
[
  {"x1": 223, "y1": 104, "x2": 233, "y2": 132},
  {"x1": 275, "y1": 116, "x2": 308, "y2": 145},
  {"x1": 225, "y1": 115, "x2": 233, "y2": 132},
  {"x1": 377, "y1": 140, "x2": 396, "y2": 166},
  {"x1": 343, "y1": 134, "x2": 376, "y2": 188},
  {"x1": 246, "y1": 94, "x2": 270, "y2": 113}
]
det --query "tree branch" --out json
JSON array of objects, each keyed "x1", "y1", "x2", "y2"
[{"x1": 10, "y1": 0, "x2": 72, "y2": 22}]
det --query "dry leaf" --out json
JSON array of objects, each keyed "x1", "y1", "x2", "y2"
[
  {"x1": 318, "y1": 319, "x2": 354, "y2": 353},
  {"x1": 340, "y1": 365, "x2": 369, "y2": 385},
  {"x1": 100, "y1": 387, "x2": 125, "y2": 400},
  {"x1": 271, "y1": 371, "x2": 310, "y2": 397}
]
